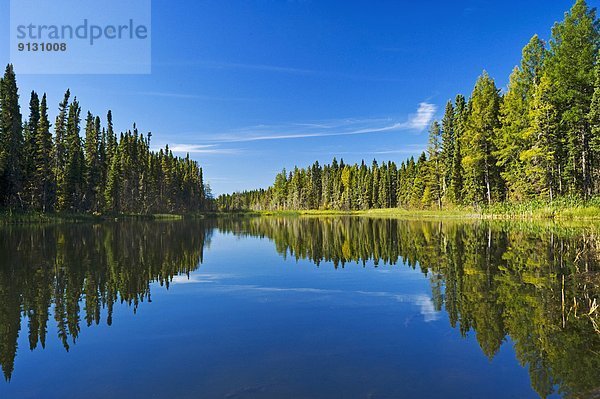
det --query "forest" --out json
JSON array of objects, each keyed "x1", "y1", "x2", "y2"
[
  {"x1": 218, "y1": 0, "x2": 600, "y2": 212},
  {"x1": 0, "y1": 66, "x2": 208, "y2": 214}
]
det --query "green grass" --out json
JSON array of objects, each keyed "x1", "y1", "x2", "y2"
[
  {"x1": 3, "y1": 197, "x2": 600, "y2": 224},
  {"x1": 249, "y1": 199, "x2": 600, "y2": 221},
  {"x1": 0, "y1": 211, "x2": 189, "y2": 224}
]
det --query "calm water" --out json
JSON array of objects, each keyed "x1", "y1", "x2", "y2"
[{"x1": 1, "y1": 217, "x2": 599, "y2": 399}]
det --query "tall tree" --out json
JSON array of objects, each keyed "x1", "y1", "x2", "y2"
[
  {"x1": 0, "y1": 64, "x2": 23, "y2": 208},
  {"x1": 495, "y1": 35, "x2": 547, "y2": 201},
  {"x1": 23, "y1": 91, "x2": 40, "y2": 207},
  {"x1": 451, "y1": 95, "x2": 467, "y2": 204},
  {"x1": 425, "y1": 121, "x2": 443, "y2": 209},
  {"x1": 57, "y1": 99, "x2": 84, "y2": 211},
  {"x1": 33, "y1": 94, "x2": 54, "y2": 212},
  {"x1": 590, "y1": 52, "x2": 600, "y2": 193},
  {"x1": 84, "y1": 112, "x2": 101, "y2": 212},
  {"x1": 462, "y1": 72, "x2": 502, "y2": 206},
  {"x1": 52, "y1": 90, "x2": 70, "y2": 208},
  {"x1": 524, "y1": 75, "x2": 560, "y2": 200},
  {"x1": 546, "y1": 0, "x2": 599, "y2": 196},
  {"x1": 440, "y1": 101, "x2": 455, "y2": 199}
]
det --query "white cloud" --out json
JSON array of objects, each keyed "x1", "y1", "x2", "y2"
[
  {"x1": 160, "y1": 60, "x2": 406, "y2": 82},
  {"x1": 198, "y1": 102, "x2": 437, "y2": 144},
  {"x1": 403, "y1": 102, "x2": 437, "y2": 130},
  {"x1": 152, "y1": 143, "x2": 241, "y2": 155}
]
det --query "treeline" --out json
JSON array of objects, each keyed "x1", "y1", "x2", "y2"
[
  {"x1": 218, "y1": 0, "x2": 600, "y2": 211},
  {"x1": 0, "y1": 65, "x2": 207, "y2": 214}
]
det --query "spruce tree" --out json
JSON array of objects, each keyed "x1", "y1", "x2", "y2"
[
  {"x1": 463, "y1": 72, "x2": 502, "y2": 206},
  {"x1": 33, "y1": 94, "x2": 54, "y2": 212},
  {"x1": 425, "y1": 121, "x2": 443, "y2": 209},
  {"x1": 23, "y1": 91, "x2": 40, "y2": 207},
  {"x1": 451, "y1": 95, "x2": 467, "y2": 204},
  {"x1": 57, "y1": 99, "x2": 84, "y2": 211},
  {"x1": 84, "y1": 111, "x2": 101, "y2": 212},
  {"x1": 52, "y1": 90, "x2": 70, "y2": 207},
  {"x1": 0, "y1": 64, "x2": 23, "y2": 208},
  {"x1": 441, "y1": 101, "x2": 455, "y2": 199}
]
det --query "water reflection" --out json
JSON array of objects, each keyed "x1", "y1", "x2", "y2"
[
  {"x1": 0, "y1": 221, "x2": 212, "y2": 381},
  {"x1": 1, "y1": 217, "x2": 599, "y2": 398}
]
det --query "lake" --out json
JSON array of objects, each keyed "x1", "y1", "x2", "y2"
[{"x1": 1, "y1": 217, "x2": 599, "y2": 399}]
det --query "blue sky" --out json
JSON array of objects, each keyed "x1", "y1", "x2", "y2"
[{"x1": 0, "y1": 0, "x2": 582, "y2": 194}]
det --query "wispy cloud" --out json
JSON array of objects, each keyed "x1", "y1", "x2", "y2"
[
  {"x1": 160, "y1": 60, "x2": 406, "y2": 83},
  {"x1": 200, "y1": 102, "x2": 437, "y2": 143},
  {"x1": 151, "y1": 143, "x2": 242, "y2": 155},
  {"x1": 313, "y1": 144, "x2": 426, "y2": 156},
  {"x1": 402, "y1": 102, "x2": 437, "y2": 130},
  {"x1": 129, "y1": 91, "x2": 254, "y2": 102}
]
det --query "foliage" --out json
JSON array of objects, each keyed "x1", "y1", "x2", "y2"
[{"x1": 0, "y1": 68, "x2": 208, "y2": 214}]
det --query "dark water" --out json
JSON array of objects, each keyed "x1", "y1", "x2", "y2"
[{"x1": 0, "y1": 217, "x2": 599, "y2": 399}]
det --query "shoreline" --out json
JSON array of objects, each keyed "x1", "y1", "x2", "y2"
[{"x1": 2, "y1": 203, "x2": 600, "y2": 224}]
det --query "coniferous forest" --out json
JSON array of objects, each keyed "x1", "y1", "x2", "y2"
[
  {"x1": 0, "y1": 66, "x2": 207, "y2": 215},
  {"x1": 218, "y1": 0, "x2": 600, "y2": 212}
]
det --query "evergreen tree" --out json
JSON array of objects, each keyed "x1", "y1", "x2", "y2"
[
  {"x1": 590, "y1": 53, "x2": 600, "y2": 193},
  {"x1": 440, "y1": 101, "x2": 455, "y2": 199},
  {"x1": 425, "y1": 121, "x2": 443, "y2": 208},
  {"x1": 52, "y1": 90, "x2": 70, "y2": 208},
  {"x1": 84, "y1": 112, "x2": 101, "y2": 212},
  {"x1": 546, "y1": 0, "x2": 599, "y2": 196},
  {"x1": 57, "y1": 99, "x2": 84, "y2": 211},
  {"x1": 451, "y1": 95, "x2": 467, "y2": 204},
  {"x1": 495, "y1": 35, "x2": 546, "y2": 200},
  {"x1": 524, "y1": 75, "x2": 560, "y2": 199},
  {"x1": 0, "y1": 64, "x2": 23, "y2": 208},
  {"x1": 33, "y1": 94, "x2": 54, "y2": 212},
  {"x1": 463, "y1": 72, "x2": 502, "y2": 206},
  {"x1": 23, "y1": 91, "x2": 40, "y2": 207}
]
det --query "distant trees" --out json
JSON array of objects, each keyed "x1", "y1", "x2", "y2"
[
  {"x1": 218, "y1": 0, "x2": 600, "y2": 212},
  {"x1": 0, "y1": 65, "x2": 207, "y2": 214}
]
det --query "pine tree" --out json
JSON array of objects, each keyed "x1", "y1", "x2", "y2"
[
  {"x1": 84, "y1": 112, "x2": 101, "y2": 212},
  {"x1": 462, "y1": 72, "x2": 502, "y2": 206},
  {"x1": 23, "y1": 91, "x2": 40, "y2": 207},
  {"x1": 33, "y1": 94, "x2": 54, "y2": 212},
  {"x1": 441, "y1": 101, "x2": 455, "y2": 199},
  {"x1": 425, "y1": 121, "x2": 443, "y2": 209},
  {"x1": 104, "y1": 146, "x2": 121, "y2": 212},
  {"x1": 57, "y1": 99, "x2": 84, "y2": 211},
  {"x1": 451, "y1": 95, "x2": 467, "y2": 204},
  {"x1": 410, "y1": 153, "x2": 427, "y2": 208},
  {"x1": 52, "y1": 90, "x2": 70, "y2": 208},
  {"x1": 546, "y1": 0, "x2": 599, "y2": 196},
  {"x1": 495, "y1": 35, "x2": 546, "y2": 201},
  {"x1": 524, "y1": 75, "x2": 560, "y2": 200},
  {"x1": 0, "y1": 64, "x2": 23, "y2": 208}
]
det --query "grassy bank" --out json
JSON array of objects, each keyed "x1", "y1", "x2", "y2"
[
  {"x1": 0, "y1": 211, "x2": 187, "y2": 225},
  {"x1": 3, "y1": 198, "x2": 600, "y2": 224},
  {"x1": 0, "y1": 210, "x2": 268, "y2": 224},
  {"x1": 254, "y1": 199, "x2": 600, "y2": 220}
]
